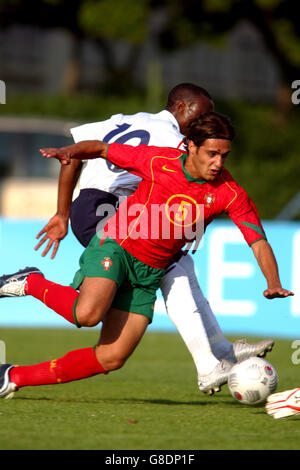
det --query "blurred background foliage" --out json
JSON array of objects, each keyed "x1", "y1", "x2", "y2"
[
  {"x1": 1, "y1": 0, "x2": 299, "y2": 92},
  {"x1": 0, "y1": 0, "x2": 299, "y2": 219},
  {"x1": 3, "y1": 93, "x2": 299, "y2": 219}
]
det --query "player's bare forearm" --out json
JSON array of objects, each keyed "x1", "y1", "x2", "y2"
[
  {"x1": 57, "y1": 159, "x2": 82, "y2": 218},
  {"x1": 40, "y1": 140, "x2": 109, "y2": 165},
  {"x1": 251, "y1": 239, "x2": 294, "y2": 299},
  {"x1": 35, "y1": 159, "x2": 83, "y2": 259}
]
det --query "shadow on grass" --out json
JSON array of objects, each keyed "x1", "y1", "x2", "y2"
[
  {"x1": 102, "y1": 397, "x2": 233, "y2": 406},
  {"x1": 12, "y1": 395, "x2": 235, "y2": 407}
]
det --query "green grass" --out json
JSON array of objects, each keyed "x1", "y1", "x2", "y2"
[{"x1": 0, "y1": 329, "x2": 300, "y2": 450}]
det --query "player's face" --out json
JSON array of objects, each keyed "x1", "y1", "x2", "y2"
[
  {"x1": 179, "y1": 96, "x2": 214, "y2": 134},
  {"x1": 188, "y1": 138, "x2": 231, "y2": 181}
]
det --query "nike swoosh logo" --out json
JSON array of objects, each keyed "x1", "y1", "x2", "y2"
[{"x1": 162, "y1": 165, "x2": 177, "y2": 173}]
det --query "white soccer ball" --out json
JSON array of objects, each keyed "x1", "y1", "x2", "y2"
[{"x1": 228, "y1": 357, "x2": 278, "y2": 405}]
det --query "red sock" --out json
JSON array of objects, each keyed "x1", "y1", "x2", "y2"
[
  {"x1": 25, "y1": 274, "x2": 80, "y2": 327},
  {"x1": 10, "y1": 347, "x2": 107, "y2": 388}
]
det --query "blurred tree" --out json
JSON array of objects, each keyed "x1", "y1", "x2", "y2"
[
  {"x1": 0, "y1": 0, "x2": 84, "y2": 93},
  {"x1": 157, "y1": 0, "x2": 300, "y2": 118},
  {"x1": 0, "y1": 0, "x2": 299, "y2": 105},
  {"x1": 78, "y1": 0, "x2": 151, "y2": 93},
  {"x1": 157, "y1": 0, "x2": 300, "y2": 81},
  {"x1": 0, "y1": 0, "x2": 158, "y2": 94}
]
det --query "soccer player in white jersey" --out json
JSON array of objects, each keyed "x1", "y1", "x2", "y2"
[{"x1": 34, "y1": 83, "x2": 274, "y2": 392}]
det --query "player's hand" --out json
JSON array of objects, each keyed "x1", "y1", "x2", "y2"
[
  {"x1": 263, "y1": 287, "x2": 294, "y2": 299},
  {"x1": 40, "y1": 147, "x2": 71, "y2": 165},
  {"x1": 34, "y1": 214, "x2": 69, "y2": 259},
  {"x1": 265, "y1": 388, "x2": 300, "y2": 419}
]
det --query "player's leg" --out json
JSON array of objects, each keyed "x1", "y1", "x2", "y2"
[
  {"x1": 0, "y1": 307, "x2": 149, "y2": 398},
  {"x1": 176, "y1": 254, "x2": 233, "y2": 359},
  {"x1": 0, "y1": 280, "x2": 119, "y2": 396},
  {"x1": 0, "y1": 237, "x2": 125, "y2": 328},
  {"x1": 0, "y1": 267, "x2": 117, "y2": 328},
  {"x1": 0, "y1": 347, "x2": 108, "y2": 398},
  {"x1": 0, "y1": 267, "x2": 80, "y2": 326},
  {"x1": 0, "y1": 245, "x2": 156, "y2": 398},
  {"x1": 94, "y1": 308, "x2": 150, "y2": 372},
  {"x1": 160, "y1": 261, "x2": 232, "y2": 394},
  {"x1": 75, "y1": 276, "x2": 117, "y2": 327},
  {"x1": 177, "y1": 254, "x2": 274, "y2": 361},
  {"x1": 93, "y1": 257, "x2": 159, "y2": 371},
  {"x1": 160, "y1": 262, "x2": 221, "y2": 376}
]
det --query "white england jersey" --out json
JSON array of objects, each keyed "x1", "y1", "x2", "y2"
[{"x1": 70, "y1": 110, "x2": 185, "y2": 198}]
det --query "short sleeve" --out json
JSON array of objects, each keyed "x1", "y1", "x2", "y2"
[
  {"x1": 70, "y1": 114, "x2": 123, "y2": 143},
  {"x1": 70, "y1": 122, "x2": 102, "y2": 143},
  {"x1": 226, "y1": 187, "x2": 267, "y2": 246}
]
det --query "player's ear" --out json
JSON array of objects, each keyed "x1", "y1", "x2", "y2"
[
  {"x1": 176, "y1": 100, "x2": 186, "y2": 114},
  {"x1": 187, "y1": 139, "x2": 196, "y2": 153}
]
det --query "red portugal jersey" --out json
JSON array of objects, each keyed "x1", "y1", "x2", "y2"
[{"x1": 102, "y1": 143, "x2": 266, "y2": 269}]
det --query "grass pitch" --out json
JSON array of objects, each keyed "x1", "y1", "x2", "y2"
[{"x1": 0, "y1": 328, "x2": 300, "y2": 451}]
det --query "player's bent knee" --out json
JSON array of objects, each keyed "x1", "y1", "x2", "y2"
[
  {"x1": 75, "y1": 306, "x2": 102, "y2": 327},
  {"x1": 103, "y1": 357, "x2": 126, "y2": 371},
  {"x1": 95, "y1": 350, "x2": 128, "y2": 372}
]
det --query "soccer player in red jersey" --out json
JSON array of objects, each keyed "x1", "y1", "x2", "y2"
[{"x1": 0, "y1": 112, "x2": 293, "y2": 398}]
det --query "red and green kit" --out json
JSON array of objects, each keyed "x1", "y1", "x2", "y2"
[{"x1": 101, "y1": 143, "x2": 266, "y2": 269}]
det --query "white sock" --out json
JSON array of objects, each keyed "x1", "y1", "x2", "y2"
[
  {"x1": 177, "y1": 254, "x2": 233, "y2": 360},
  {"x1": 160, "y1": 262, "x2": 219, "y2": 376}
]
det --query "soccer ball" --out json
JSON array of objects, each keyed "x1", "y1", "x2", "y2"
[{"x1": 228, "y1": 357, "x2": 278, "y2": 405}]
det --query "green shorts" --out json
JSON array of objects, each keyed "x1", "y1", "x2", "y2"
[{"x1": 70, "y1": 235, "x2": 165, "y2": 322}]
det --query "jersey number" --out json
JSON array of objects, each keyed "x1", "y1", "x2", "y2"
[
  {"x1": 103, "y1": 123, "x2": 150, "y2": 172},
  {"x1": 174, "y1": 201, "x2": 192, "y2": 222}
]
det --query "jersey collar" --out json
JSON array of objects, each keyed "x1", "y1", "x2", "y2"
[
  {"x1": 156, "y1": 110, "x2": 182, "y2": 134},
  {"x1": 180, "y1": 154, "x2": 207, "y2": 184}
]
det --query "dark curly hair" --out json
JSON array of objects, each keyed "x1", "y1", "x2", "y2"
[
  {"x1": 183, "y1": 112, "x2": 235, "y2": 151},
  {"x1": 166, "y1": 83, "x2": 212, "y2": 109}
]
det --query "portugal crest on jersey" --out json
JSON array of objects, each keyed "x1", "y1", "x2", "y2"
[
  {"x1": 101, "y1": 257, "x2": 113, "y2": 271},
  {"x1": 204, "y1": 192, "x2": 215, "y2": 208}
]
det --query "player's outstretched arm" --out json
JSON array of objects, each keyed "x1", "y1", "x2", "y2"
[
  {"x1": 266, "y1": 388, "x2": 300, "y2": 419},
  {"x1": 40, "y1": 140, "x2": 108, "y2": 165},
  {"x1": 35, "y1": 160, "x2": 82, "y2": 259},
  {"x1": 251, "y1": 239, "x2": 294, "y2": 299}
]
